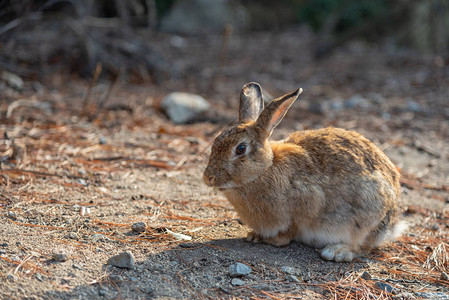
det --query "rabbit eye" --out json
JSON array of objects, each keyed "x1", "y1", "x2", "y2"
[{"x1": 235, "y1": 143, "x2": 247, "y2": 155}]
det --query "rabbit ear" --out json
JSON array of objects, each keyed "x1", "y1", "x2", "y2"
[
  {"x1": 239, "y1": 82, "x2": 264, "y2": 123},
  {"x1": 256, "y1": 88, "x2": 302, "y2": 138}
]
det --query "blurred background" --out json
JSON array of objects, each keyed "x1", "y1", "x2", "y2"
[{"x1": 0, "y1": 0, "x2": 448, "y2": 131}]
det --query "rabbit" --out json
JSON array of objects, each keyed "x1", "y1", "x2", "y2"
[{"x1": 203, "y1": 82, "x2": 405, "y2": 262}]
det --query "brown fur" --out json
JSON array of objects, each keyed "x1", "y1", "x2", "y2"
[{"x1": 203, "y1": 82, "x2": 403, "y2": 262}]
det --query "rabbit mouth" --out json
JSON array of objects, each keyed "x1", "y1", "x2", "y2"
[{"x1": 214, "y1": 182, "x2": 238, "y2": 191}]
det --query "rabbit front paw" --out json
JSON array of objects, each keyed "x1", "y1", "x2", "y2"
[
  {"x1": 320, "y1": 244, "x2": 356, "y2": 262},
  {"x1": 246, "y1": 231, "x2": 291, "y2": 247}
]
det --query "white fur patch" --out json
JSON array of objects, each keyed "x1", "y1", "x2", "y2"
[
  {"x1": 375, "y1": 220, "x2": 408, "y2": 247},
  {"x1": 298, "y1": 226, "x2": 353, "y2": 248}
]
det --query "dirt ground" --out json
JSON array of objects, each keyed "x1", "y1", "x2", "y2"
[{"x1": 1, "y1": 27, "x2": 448, "y2": 299}]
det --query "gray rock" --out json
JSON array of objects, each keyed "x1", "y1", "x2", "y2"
[
  {"x1": 131, "y1": 222, "x2": 146, "y2": 233},
  {"x1": 375, "y1": 281, "x2": 397, "y2": 294},
  {"x1": 229, "y1": 262, "x2": 252, "y2": 277},
  {"x1": 280, "y1": 266, "x2": 301, "y2": 275},
  {"x1": 414, "y1": 292, "x2": 449, "y2": 299},
  {"x1": 161, "y1": 92, "x2": 210, "y2": 124},
  {"x1": 107, "y1": 251, "x2": 135, "y2": 269},
  {"x1": 1, "y1": 71, "x2": 24, "y2": 90},
  {"x1": 67, "y1": 232, "x2": 78, "y2": 239},
  {"x1": 7, "y1": 274, "x2": 16, "y2": 281},
  {"x1": 91, "y1": 234, "x2": 108, "y2": 242},
  {"x1": 53, "y1": 252, "x2": 68, "y2": 262},
  {"x1": 231, "y1": 278, "x2": 245, "y2": 286},
  {"x1": 361, "y1": 271, "x2": 372, "y2": 280}
]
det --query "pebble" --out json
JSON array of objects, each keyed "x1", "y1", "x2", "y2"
[
  {"x1": 229, "y1": 262, "x2": 252, "y2": 278},
  {"x1": 6, "y1": 211, "x2": 16, "y2": 220},
  {"x1": 361, "y1": 271, "x2": 372, "y2": 280},
  {"x1": 231, "y1": 278, "x2": 245, "y2": 286},
  {"x1": 375, "y1": 281, "x2": 397, "y2": 294},
  {"x1": 72, "y1": 263, "x2": 83, "y2": 270},
  {"x1": 91, "y1": 234, "x2": 108, "y2": 242},
  {"x1": 76, "y1": 178, "x2": 88, "y2": 186},
  {"x1": 7, "y1": 274, "x2": 16, "y2": 281},
  {"x1": 67, "y1": 232, "x2": 78, "y2": 239},
  {"x1": 35, "y1": 273, "x2": 43, "y2": 282},
  {"x1": 53, "y1": 252, "x2": 68, "y2": 262},
  {"x1": 414, "y1": 292, "x2": 449, "y2": 299},
  {"x1": 431, "y1": 224, "x2": 440, "y2": 231},
  {"x1": 1, "y1": 71, "x2": 24, "y2": 90},
  {"x1": 280, "y1": 266, "x2": 300, "y2": 275},
  {"x1": 161, "y1": 92, "x2": 210, "y2": 124},
  {"x1": 107, "y1": 251, "x2": 135, "y2": 269},
  {"x1": 0, "y1": 243, "x2": 8, "y2": 247},
  {"x1": 131, "y1": 222, "x2": 146, "y2": 233},
  {"x1": 286, "y1": 275, "x2": 301, "y2": 283}
]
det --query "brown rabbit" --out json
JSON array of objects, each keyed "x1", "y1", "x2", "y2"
[{"x1": 203, "y1": 82, "x2": 405, "y2": 262}]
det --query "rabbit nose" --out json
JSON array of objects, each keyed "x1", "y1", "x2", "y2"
[{"x1": 204, "y1": 174, "x2": 216, "y2": 186}]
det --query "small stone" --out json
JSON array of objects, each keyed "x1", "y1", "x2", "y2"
[
  {"x1": 286, "y1": 275, "x2": 301, "y2": 283},
  {"x1": 99, "y1": 287, "x2": 108, "y2": 296},
  {"x1": 107, "y1": 251, "x2": 135, "y2": 269},
  {"x1": 179, "y1": 243, "x2": 195, "y2": 248},
  {"x1": 441, "y1": 272, "x2": 449, "y2": 281},
  {"x1": 7, "y1": 274, "x2": 16, "y2": 281},
  {"x1": 231, "y1": 278, "x2": 245, "y2": 286},
  {"x1": 76, "y1": 178, "x2": 88, "y2": 186},
  {"x1": 1, "y1": 71, "x2": 24, "y2": 90},
  {"x1": 53, "y1": 252, "x2": 68, "y2": 262},
  {"x1": 280, "y1": 266, "x2": 300, "y2": 275},
  {"x1": 131, "y1": 222, "x2": 146, "y2": 233},
  {"x1": 161, "y1": 92, "x2": 210, "y2": 124},
  {"x1": 375, "y1": 281, "x2": 396, "y2": 294},
  {"x1": 35, "y1": 273, "x2": 43, "y2": 282},
  {"x1": 6, "y1": 211, "x2": 16, "y2": 220},
  {"x1": 99, "y1": 136, "x2": 107, "y2": 145},
  {"x1": 0, "y1": 243, "x2": 8, "y2": 247},
  {"x1": 67, "y1": 232, "x2": 78, "y2": 239},
  {"x1": 361, "y1": 271, "x2": 372, "y2": 280},
  {"x1": 72, "y1": 263, "x2": 83, "y2": 270},
  {"x1": 229, "y1": 262, "x2": 252, "y2": 278},
  {"x1": 431, "y1": 224, "x2": 440, "y2": 231},
  {"x1": 91, "y1": 234, "x2": 108, "y2": 242}
]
